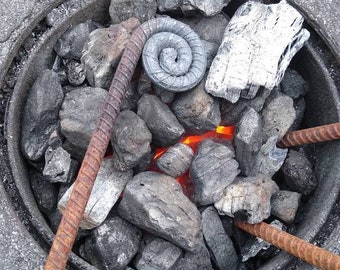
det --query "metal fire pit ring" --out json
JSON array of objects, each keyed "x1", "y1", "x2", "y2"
[{"x1": 0, "y1": 0, "x2": 339, "y2": 269}]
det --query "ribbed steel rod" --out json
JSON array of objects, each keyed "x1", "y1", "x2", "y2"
[
  {"x1": 235, "y1": 220, "x2": 340, "y2": 270},
  {"x1": 278, "y1": 122, "x2": 340, "y2": 148}
]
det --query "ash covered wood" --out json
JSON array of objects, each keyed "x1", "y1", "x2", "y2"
[
  {"x1": 235, "y1": 107, "x2": 262, "y2": 176},
  {"x1": 83, "y1": 216, "x2": 142, "y2": 270},
  {"x1": 137, "y1": 94, "x2": 185, "y2": 146},
  {"x1": 81, "y1": 18, "x2": 140, "y2": 89},
  {"x1": 118, "y1": 171, "x2": 201, "y2": 251},
  {"x1": 111, "y1": 110, "x2": 152, "y2": 171},
  {"x1": 156, "y1": 143, "x2": 194, "y2": 178},
  {"x1": 271, "y1": 190, "x2": 302, "y2": 223},
  {"x1": 249, "y1": 136, "x2": 288, "y2": 177},
  {"x1": 172, "y1": 76, "x2": 221, "y2": 134},
  {"x1": 202, "y1": 206, "x2": 238, "y2": 270},
  {"x1": 281, "y1": 149, "x2": 317, "y2": 195},
  {"x1": 190, "y1": 139, "x2": 239, "y2": 205},
  {"x1": 206, "y1": 1, "x2": 309, "y2": 103},
  {"x1": 58, "y1": 158, "x2": 132, "y2": 229},
  {"x1": 134, "y1": 235, "x2": 183, "y2": 270},
  {"x1": 215, "y1": 175, "x2": 279, "y2": 224},
  {"x1": 21, "y1": 70, "x2": 64, "y2": 161}
]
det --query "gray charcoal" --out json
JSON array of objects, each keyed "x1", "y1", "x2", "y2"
[
  {"x1": 30, "y1": 169, "x2": 58, "y2": 215},
  {"x1": 134, "y1": 151, "x2": 154, "y2": 174},
  {"x1": 121, "y1": 81, "x2": 140, "y2": 111},
  {"x1": 137, "y1": 94, "x2": 185, "y2": 146},
  {"x1": 215, "y1": 175, "x2": 279, "y2": 224},
  {"x1": 289, "y1": 97, "x2": 305, "y2": 131},
  {"x1": 249, "y1": 136, "x2": 288, "y2": 177},
  {"x1": 46, "y1": 2, "x2": 81, "y2": 26},
  {"x1": 82, "y1": 18, "x2": 140, "y2": 89},
  {"x1": 241, "y1": 220, "x2": 283, "y2": 261},
  {"x1": 64, "y1": 60, "x2": 86, "y2": 86},
  {"x1": 137, "y1": 70, "x2": 153, "y2": 96},
  {"x1": 118, "y1": 171, "x2": 201, "y2": 251},
  {"x1": 157, "y1": 0, "x2": 183, "y2": 12},
  {"x1": 59, "y1": 86, "x2": 108, "y2": 156},
  {"x1": 155, "y1": 87, "x2": 176, "y2": 104},
  {"x1": 134, "y1": 236, "x2": 182, "y2": 270},
  {"x1": 235, "y1": 107, "x2": 262, "y2": 176},
  {"x1": 109, "y1": 0, "x2": 157, "y2": 24},
  {"x1": 281, "y1": 149, "x2": 317, "y2": 195},
  {"x1": 179, "y1": 2, "x2": 197, "y2": 16},
  {"x1": 281, "y1": 68, "x2": 308, "y2": 99},
  {"x1": 174, "y1": 235, "x2": 213, "y2": 270},
  {"x1": 156, "y1": 143, "x2": 194, "y2": 178},
  {"x1": 43, "y1": 145, "x2": 72, "y2": 183},
  {"x1": 271, "y1": 190, "x2": 302, "y2": 224},
  {"x1": 172, "y1": 77, "x2": 221, "y2": 134},
  {"x1": 52, "y1": 55, "x2": 68, "y2": 86},
  {"x1": 84, "y1": 216, "x2": 142, "y2": 270},
  {"x1": 59, "y1": 158, "x2": 133, "y2": 229},
  {"x1": 111, "y1": 110, "x2": 152, "y2": 171},
  {"x1": 190, "y1": 139, "x2": 239, "y2": 205},
  {"x1": 261, "y1": 91, "x2": 296, "y2": 142},
  {"x1": 206, "y1": 1, "x2": 309, "y2": 103},
  {"x1": 47, "y1": 209, "x2": 62, "y2": 234},
  {"x1": 184, "y1": 0, "x2": 231, "y2": 16},
  {"x1": 202, "y1": 207, "x2": 238, "y2": 270},
  {"x1": 201, "y1": 40, "x2": 219, "y2": 69},
  {"x1": 193, "y1": 14, "x2": 230, "y2": 44},
  {"x1": 21, "y1": 69, "x2": 63, "y2": 161},
  {"x1": 54, "y1": 20, "x2": 99, "y2": 60}
]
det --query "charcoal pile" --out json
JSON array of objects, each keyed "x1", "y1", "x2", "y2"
[{"x1": 21, "y1": 0, "x2": 317, "y2": 269}]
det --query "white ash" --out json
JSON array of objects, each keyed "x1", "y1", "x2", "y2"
[
  {"x1": 58, "y1": 158, "x2": 133, "y2": 229},
  {"x1": 241, "y1": 220, "x2": 284, "y2": 262},
  {"x1": 183, "y1": 0, "x2": 232, "y2": 16},
  {"x1": 249, "y1": 136, "x2": 288, "y2": 177},
  {"x1": 156, "y1": 143, "x2": 194, "y2": 178},
  {"x1": 235, "y1": 107, "x2": 262, "y2": 176},
  {"x1": 206, "y1": 0, "x2": 310, "y2": 103},
  {"x1": 214, "y1": 175, "x2": 279, "y2": 224},
  {"x1": 271, "y1": 190, "x2": 302, "y2": 224}
]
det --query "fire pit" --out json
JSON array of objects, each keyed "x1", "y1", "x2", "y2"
[{"x1": 1, "y1": 0, "x2": 339, "y2": 269}]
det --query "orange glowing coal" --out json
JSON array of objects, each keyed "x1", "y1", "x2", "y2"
[{"x1": 151, "y1": 125, "x2": 234, "y2": 196}]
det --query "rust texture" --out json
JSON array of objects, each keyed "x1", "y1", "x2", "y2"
[
  {"x1": 235, "y1": 220, "x2": 340, "y2": 270},
  {"x1": 278, "y1": 122, "x2": 340, "y2": 148},
  {"x1": 44, "y1": 17, "x2": 205, "y2": 270}
]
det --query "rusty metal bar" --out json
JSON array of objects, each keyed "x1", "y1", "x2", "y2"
[
  {"x1": 235, "y1": 220, "x2": 340, "y2": 270},
  {"x1": 278, "y1": 122, "x2": 340, "y2": 148}
]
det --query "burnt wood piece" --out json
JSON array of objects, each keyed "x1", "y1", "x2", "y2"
[{"x1": 45, "y1": 17, "x2": 206, "y2": 269}]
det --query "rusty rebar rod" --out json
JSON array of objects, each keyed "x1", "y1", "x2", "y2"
[
  {"x1": 235, "y1": 220, "x2": 340, "y2": 270},
  {"x1": 278, "y1": 122, "x2": 340, "y2": 148}
]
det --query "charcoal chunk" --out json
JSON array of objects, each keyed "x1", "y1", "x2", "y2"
[
  {"x1": 59, "y1": 87, "x2": 108, "y2": 157},
  {"x1": 201, "y1": 40, "x2": 219, "y2": 68},
  {"x1": 261, "y1": 91, "x2": 296, "y2": 142},
  {"x1": 184, "y1": 0, "x2": 231, "y2": 16},
  {"x1": 54, "y1": 20, "x2": 98, "y2": 60},
  {"x1": 137, "y1": 94, "x2": 185, "y2": 146},
  {"x1": 30, "y1": 169, "x2": 58, "y2": 215},
  {"x1": 59, "y1": 158, "x2": 133, "y2": 229},
  {"x1": 249, "y1": 136, "x2": 288, "y2": 177},
  {"x1": 202, "y1": 207, "x2": 238, "y2": 270},
  {"x1": 190, "y1": 139, "x2": 239, "y2": 205},
  {"x1": 174, "y1": 236, "x2": 213, "y2": 270},
  {"x1": 235, "y1": 107, "x2": 262, "y2": 176},
  {"x1": 289, "y1": 97, "x2": 305, "y2": 131},
  {"x1": 155, "y1": 86, "x2": 176, "y2": 104},
  {"x1": 157, "y1": 0, "x2": 183, "y2": 12},
  {"x1": 64, "y1": 60, "x2": 86, "y2": 86},
  {"x1": 271, "y1": 190, "x2": 302, "y2": 223},
  {"x1": 281, "y1": 149, "x2": 317, "y2": 195},
  {"x1": 82, "y1": 18, "x2": 140, "y2": 89},
  {"x1": 118, "y1": 171, "x2": 201, "y2": 251},
  {"x1": 172, "y1": 77, "x2": 221, "y2": 134},
  {"x1": 281, "y1": 68, "x2": 308, "y2": 99},
  {"x1": 21, "y1": 69, "x2": 64, "y2": 161},
  {"x1": 215, "y1": 175, "x2": 279, "y2": 224},
  {"x1": 111, "y1": 110, "x2": 152, "y2": 171},
  {"x1": 134, "y1": 236, "x2": 182, "y2": 270},
  {"x1": 156, "y1": 143, "x2": 194, "y2": 178},
  {"x1": 121, "y1": 81, "x2": 140, "y2": 111},
  {"x1": 84, "y1": 216, "x2": 142, "y2": 270},
  {"x1": 109, "y1": 0, "x2": 157, "y2": 24}
]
